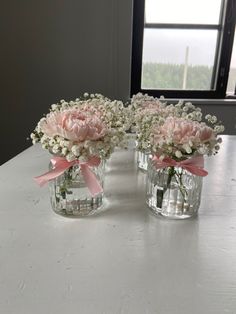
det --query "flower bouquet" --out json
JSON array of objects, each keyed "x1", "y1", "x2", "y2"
[
  {"x1": 142, "y1": 101, "x2": 224, "y2": 219},
  {"x1": 31, "y1": 93, "x2": 128, "y2": 217}
]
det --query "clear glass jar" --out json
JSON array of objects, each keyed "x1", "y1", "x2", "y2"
[
  {"x1": 49, "y1": 162, "x2": 105, "y2": 217},
  {"x1": 137, "y1": 150, "x2": 151, "y2": 171},
  {"x1": 146, "y1": 159, "x2": 203, "y2": 219}
]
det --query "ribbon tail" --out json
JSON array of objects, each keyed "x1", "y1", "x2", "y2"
[
  {"x1": 80, "y1": 164, "x2": 103, "y2": 197},
  {"x1": 183, "y1": 165, "x2": 208, "y2": 177}
]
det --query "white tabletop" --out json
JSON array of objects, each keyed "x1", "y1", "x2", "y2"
[{"x1": 0, "y1": 135, "x2": 236, "y2": 314}]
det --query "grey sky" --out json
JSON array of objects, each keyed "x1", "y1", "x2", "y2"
[
  {"x1": 143, "y1": 0, "x2": 236, "y2": 67},
  {"x1": 145, "y1": 0, "x2": 222, "y2": 24},
  {"x1": 143, "y1": 29, "x2": 217, "y2": 66}
]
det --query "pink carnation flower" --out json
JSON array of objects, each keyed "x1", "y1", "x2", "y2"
[
  {"x1": 152, "y1": 116, "x2": 215, "y2": 146},
  {"x1": 39, "y1": 108, "x2": 107, "y2": 142}
]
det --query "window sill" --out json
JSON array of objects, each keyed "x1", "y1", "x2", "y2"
[{"x1": 164, "y1": 98, "x2": 236, "y2": 105}]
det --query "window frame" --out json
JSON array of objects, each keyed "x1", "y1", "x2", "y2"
[{"x1": 131, "y1": 0, "x2": 236, "y2": 99}]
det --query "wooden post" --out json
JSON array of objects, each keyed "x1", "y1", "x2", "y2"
[{"x1": 183, "y1": 46, "x2": 189, "y2": 89}]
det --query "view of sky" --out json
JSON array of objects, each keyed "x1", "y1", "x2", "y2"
[
  {"x1": 143, "y1": 0, "x2": 236, "y2": 68},
  {"x1": 143, "y1": 29, "x2": 217, "y2": 66},
  {"x1": 145, "y1": 0, "x2": 222, "y2": 24}
]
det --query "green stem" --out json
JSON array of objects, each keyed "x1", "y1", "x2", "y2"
[
  {"x1": 163, "y1": 166, "x2": 175, "y2": 194},
  {"x1": 58, "y1": 166, "x2": 74, "y2": 198},
  {"x1": 162, "y1": 167, "x2": 188, "y2": 202},
  {"x1": 174, "y1": 170, "x2": 188, "y2": 201}
]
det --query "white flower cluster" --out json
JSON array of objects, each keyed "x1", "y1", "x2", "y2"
[
  {"x1": 31, "y1": 132, "x2": 120, "y2": 162},
  {"x1": 31, "y1": 93, "x2": 132, "y2": 161},
  {"x1": 130, "y1": 93, "x2": 167, "y2": 151}
]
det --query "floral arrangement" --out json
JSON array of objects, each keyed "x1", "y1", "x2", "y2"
[
  {"x1": 130, "y1": 93, "x2": 224, "y2": 156},
  {"x1": 147, "y1": 111, "x2": 224, "y2": 211},
  {"x1": 31, "y1": 93, "x2": 131, "y2": 162},
  {"x1": 132, "y1": 93, "x2": 225, "y2": 205}
]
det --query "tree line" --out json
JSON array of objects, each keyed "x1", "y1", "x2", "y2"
[{"x1": 142, "y1": 62, "x2": 236, "y2": 92}]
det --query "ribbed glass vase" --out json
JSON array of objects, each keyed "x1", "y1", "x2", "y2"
[
  {"x1": 49, "y1": 162, "x2": 104, "y2": 217},
  {"x1": 146, "y1": 159, "x2": 203, "y2": 219},
  {"x1": 137, "y1": 150, "x2": 151, "y2": 171}
]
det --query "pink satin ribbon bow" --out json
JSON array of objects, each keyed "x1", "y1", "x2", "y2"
[
  {"x1": 34, "y1": 156, "x2": 103, "y2": 196},
  {"x1": 152, "y1": 155, "x2": 208, "y2": 177}
]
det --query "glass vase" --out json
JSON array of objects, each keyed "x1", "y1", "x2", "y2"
[
  {"x1": 146, "y1": 159, "x2": 203, "y2": 219},
  {"x1": 49, "y1": 162, "x2": 104, "y2": 217},
  {"x1": 137, "y1": 150, "x2": 151, "y2": 171}
]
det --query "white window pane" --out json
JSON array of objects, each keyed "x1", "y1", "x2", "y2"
[
  {"x1": 227, "y1": 29, "x2": 236, "y2": 94},
  {"x1": 145, "y1": 0, "x2": 222, "y2": 24},
  {"x1": 142, "y1": 29, "x2": 218, "y2": 90}
]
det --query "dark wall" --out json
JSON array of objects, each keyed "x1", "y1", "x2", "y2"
[{"x1": 0, "y1": 0, "x2": 133, "y2": 165}]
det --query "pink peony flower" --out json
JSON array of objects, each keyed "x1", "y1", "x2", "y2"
[
  {"x1": 39, "y1": 108, "x2": 107, "y2": 142},
  {"x1": 152, "y1": 117, "x2": 215, "y2": 146}
]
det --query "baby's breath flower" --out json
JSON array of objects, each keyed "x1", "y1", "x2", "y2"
[
  {"x1": 211, "y1": 115, "x2": 217, "y2": 123},
  {"x1": 214, "y1": 125, "x2": 225, "y2": 133},
  {"x1": 71, "y1": 145, "x2": 80, "y2": 156},
  {"x1": 183, "y1": 143, "x2": 192, "y2": 154},
  {"x1": 61, "y1": 148, "x2": 68, "y2": 155},
  {"x1": 66, "y1": 152, "x2": 76, "y2": 162},
  {"x1": 51, "y1": 104, "x2": 58, "y2": 111},
  {"x1": 175, "y1": 150, "x2": 182, "y2": 158},
  {"x1": 52, "y1": 144, "x2": 60, "y2": 154},
  {"x1": 30, "y1": 133, "x2": 36, "y2": 139}
]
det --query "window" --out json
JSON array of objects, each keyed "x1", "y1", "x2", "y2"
[
  {"x1": 131, "y1": 0, "x2": 236, "y2": 99},
  {"x1": 227, "y1": 27, "x2": 236, "y2": 96}
]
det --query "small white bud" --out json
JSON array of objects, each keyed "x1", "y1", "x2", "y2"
[{"x1": 175, "y1": 150, "x2": 182, "y2": 158}]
